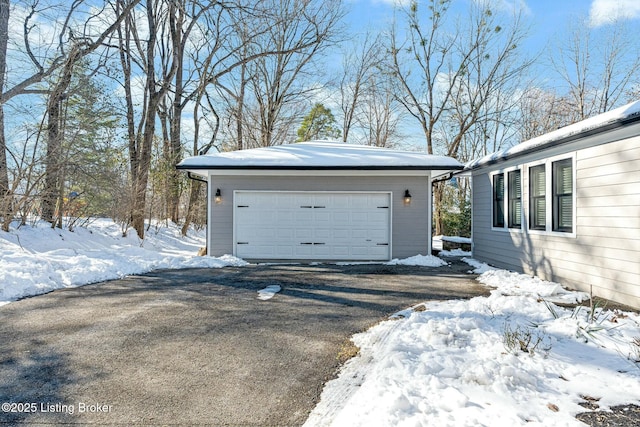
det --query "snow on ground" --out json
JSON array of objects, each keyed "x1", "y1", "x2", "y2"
[
  {"x1": 440, "y1": 248, "x2": 472, "y2": 257},
  {"x1": 387, "y1": 254, "x2": 448, "y2": 267},
  {"x1": 434, "y1": 235, "x2": 473, "y2": 244},
  {"x1": 305, "y1": 258, "x2": 640, "y2": 427},
  {"x1": 0, "y1": 218, "x2": 246, "y2": 305},
  {"x1": 4, "y1": 222, "x2": 640, "y2": 427},
  {"x1": 257, "y1": 285, "x2": 282, "y2": 300},
  {"x1": 433, "y1": 235, "x2": 472, "y2": 257},
  {"x1": 462, "y1": 257, "x2": 497, "y2": 274}
]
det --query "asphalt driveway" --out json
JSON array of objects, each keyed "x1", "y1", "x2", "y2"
[{"x1": 0, "y1": 260, "x2": 489, "y2": 426}]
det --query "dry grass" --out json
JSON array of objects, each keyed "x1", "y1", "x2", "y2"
[{"x1": 336, "y1": 340, "x2": 360, "y2": 364}]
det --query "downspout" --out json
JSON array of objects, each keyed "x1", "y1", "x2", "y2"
[
  {"x1": 430, "y1": 172, "x2": 455, "y2": 252},
  {"x1": 427, "y1": 173, "x2": 432, "y2": 255}
]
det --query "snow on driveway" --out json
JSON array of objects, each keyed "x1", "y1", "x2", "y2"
[{"x1": 305, "y1": 258, "x2": 640, "y2": 427}]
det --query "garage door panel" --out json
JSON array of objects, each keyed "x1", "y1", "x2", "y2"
[
  {"x1": 294, "y1": 245, "x2": 314, "y2": 257},
  {"x1": 276, "y1": 228, "x2": 295, "y2": 239},
  {"x1": 275, "y1": 211, "x2": 294, "y2": 222},
  {"x1": 295, "y1": 229, "x2": 314, "y2": 239},
  {"x1": 235, "y1": 192, "x2": 390, "y2": 260},
  {"x1": 295, "y1": 211, "x2": 314, "y2": 222}
]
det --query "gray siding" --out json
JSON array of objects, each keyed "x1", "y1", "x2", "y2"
[
  {"x1": 208, "y1": 175, "x2": 431, "y2": 260},
  {"x1": 473, "y1": 135, "x2": 640, "y2": 308}
]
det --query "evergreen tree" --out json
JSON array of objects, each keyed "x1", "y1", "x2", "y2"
[
  {"x1": 296, "y1": 103, "x2": 341, "y2": 141},
  {"x1": 45, "y1": 60, "x2": 123, "y2": 228}
]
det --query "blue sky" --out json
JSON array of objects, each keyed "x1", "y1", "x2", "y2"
[
  {"x1": 336, "y1": 0, "x2": 640, "y2": 150},
  {"x1": 343, "y1": 0, "x2": 640, "y2": 55}
]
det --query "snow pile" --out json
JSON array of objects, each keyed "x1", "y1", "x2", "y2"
[
  {"x1": 305, "y1": 262, "x2": 640, "y2": 427},
  {"x1": 435, "y1": 235, "x2": 472, "y2": 244},
  {"x1": 462, "y1": 257, "x2": 496, "y2": 274},
  {"x1": 387, "y1": 254, "x2": 448, "y2": 267},
  {"x1": 433, "y1": 236, "x2": 472, "y2": 257},
  {"x1": 0, "y1": 219, "x2": 247, "y2": 304},
  {"x1": 479, "y1": 269, "x2": 590, "y2": 305},
  {"x1": 440, "y1": 248, "x2": 472, "y2": 257},
  {"x1": 257, "y1": 285, "x2": 281, "y2": 300}
]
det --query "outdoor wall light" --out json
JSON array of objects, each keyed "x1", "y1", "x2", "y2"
[
  {"x1": 404, "y1": 189, "x2": 412, "y2": 205},
  {"x1": 215, "y1": 188, "x2": 222, "y2": 204}
]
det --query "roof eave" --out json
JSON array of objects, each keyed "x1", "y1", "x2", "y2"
[
  {"x1": 466, "y1": 112, "x2": 640, "y2": 171},
  {"x1": 176, "y1": 164, "x2": 464, "y2": 171}
]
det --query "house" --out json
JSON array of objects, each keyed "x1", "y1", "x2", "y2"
[
  {"x1": 465, "y1": 101, "x2": 640, "y2": 308},
  {"x1": 177, "y1": 141, "x2": 462, "y2": 262}
]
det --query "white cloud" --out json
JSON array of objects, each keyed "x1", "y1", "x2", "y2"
[{"x1": 589, "y1": 0, "x2": 640, "y2": 27}]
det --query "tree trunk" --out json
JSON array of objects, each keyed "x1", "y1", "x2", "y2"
[
  {"x1": 167, "y1": 3, "x2": 184, "y2": 224},
  {"x1": 42, "y1": 46, "x2": 80, "y2": 226},
  {"x1": 0, "y1": 106, "x2": 9, "y2": 231},
  {"x1": 180, "y1": 179, "x2": 202, "y2": 236},
  {"x1": 0, "y1": 0, "x2": 9, "y2": 230},
  {"x1": 130, "y1": 0, "x2": 170, "y2": 239},
  {"x1": 236, "y1": 60, "x2": 246, "y2": 150}
]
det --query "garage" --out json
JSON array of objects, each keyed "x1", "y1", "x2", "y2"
[
  {"x1": 234, "y1": 191, "x2": 391, "y2": 260},
  {"x1": 176, "y1": 141, "x2": 463, "y2": 261}
]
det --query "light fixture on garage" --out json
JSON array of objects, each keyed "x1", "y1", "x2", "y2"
[
  {"x1": 404, "y1": 189, "x2": 412, "y2": 205},
  {"x1": 215, "y1": 188, "x2": 222, "y2": 204}
]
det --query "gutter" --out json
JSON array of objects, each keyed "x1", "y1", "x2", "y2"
[
  {"x1": 431, "y1": 172, "x2": 455, "y2": 184},
  {"x1": 466, "y1": 110, "x2": 640, "y2": 171},
  {"x1": 186, "y1": 172, "x2": 208, "y2": 183},
  {"x1": 177, "y1": 164, "x2": 465, "y2": 171}
]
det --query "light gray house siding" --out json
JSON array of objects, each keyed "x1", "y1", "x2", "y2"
[
  {"x1": 208, "y1": 175, "x2": 431, "y2": 260},
  {"x1": 471, "y1": 129, "x2": 640, "y2": 308}
]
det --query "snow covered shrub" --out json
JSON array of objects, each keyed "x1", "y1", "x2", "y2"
[{"x1": 502, "y1": 322, "x2": 551, "y2": 356}]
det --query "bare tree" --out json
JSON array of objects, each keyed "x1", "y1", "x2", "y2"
[
  {"x1": 239, "y1": 0, "x2": 344, "y2": 148},
  {"x1": 351, "y1": 73, "x2": 402, "y2": 147},
  {"x1": 0, "y1": 0, "x2": 10, "y2": 229},
  {"x1": 0, "y1": 0, "x2": 139, "y2": 227},
  {"x1": 114, "y1": 0, "x2": 179, "y2": 238},
  {"x1": 337, "y1": 31, "x2": 382, "y2": 142},
  {"x1": 389, "y1": 0, "x2": 532, "y2": 234},
  {"x1": 516, "y1": 88, "x2": 575, "y2": 141},
  {"x1": 551, "y1": 18, "x2": 640, "y2": 121}
]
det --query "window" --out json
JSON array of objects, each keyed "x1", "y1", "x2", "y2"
[
  {"x1": 492, "y1": 173, "x2": 504, "y2": 228},
  {"x1": 529, "y1": 164, "x2": 546, "y2": 230},
  {"x1": 508, "y1": 170, "x2": 522, "y2": 228},
  {"x1": 553, "y1": 159, "x2": 573, "y2": 232}
]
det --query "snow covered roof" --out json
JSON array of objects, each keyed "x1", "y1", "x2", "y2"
[
  {"x1": 466, "y1": 100, "x2": 640, "y2": 170},
  {"x1": 177, "y1": 141, "x2": 463, "y2": 171}
]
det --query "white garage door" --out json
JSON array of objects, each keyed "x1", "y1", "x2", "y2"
[{"x1": 234, "y1": 191, "x2": 391, "y2": 260}]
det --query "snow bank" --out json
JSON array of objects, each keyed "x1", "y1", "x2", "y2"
[
  {"x1": 305, "y1": 259, "x2": 640, "y2": 427},
  {"x1": 387, "y1": 254, "x2": 447, "y2": 267},
  {"x1": 461, "y1": 257, "x2": 496, "y2": 274},
  {"x1": 0, "y1": 219, "x2": 246, "y2": 304},
  {"x1": 439, "y1": 248, "x2": 472, "y2": 257}
]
